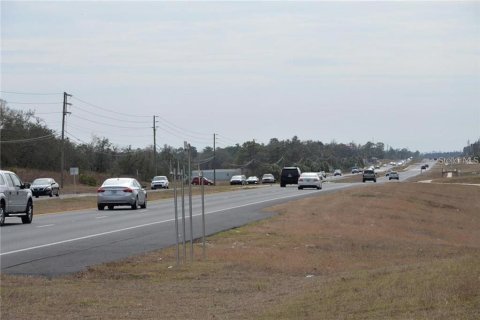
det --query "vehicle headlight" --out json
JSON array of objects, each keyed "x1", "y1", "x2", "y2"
[{"x1": 45, "y1": 187, "x2": 52, "y2": 190}]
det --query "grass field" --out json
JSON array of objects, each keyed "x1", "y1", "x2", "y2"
[{"x1": 1, "y1": 182, "x2": 479, "y2": 319}]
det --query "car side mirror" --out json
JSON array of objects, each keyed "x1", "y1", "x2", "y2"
[{"x1": 22, "y1": 183, "x2": 31, "y2": 189}]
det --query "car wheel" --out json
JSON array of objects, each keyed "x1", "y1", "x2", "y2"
[
  {"x1": 35, "y1": 195, "x2": 39, "y2": 198},
  {"x1": 281, "y1": 184, "x2": 286, "y2": 187},
  {"x1": 49, "y1": 191, "x2": 53, "y2": 197},
  {"x1": 362, "y1": 179, "x2": 366, "y2": 183},
  {"x1": 21, "y1": 200, "x2": 33, "y2": 224},
  {"x1": 56, "y1": 189, "x2": 60, "y2": 196},
  {"x1": 131, "y1": 197, "x2": 138, "y2": 210},
  {"x1": 140, "y1": 199, "x2": 147, "y2": 209},
  {"x1": 0, "y1": 203, "x2": 5, "y2": 226},
  {"x1": 98, "y1": 204, "x2": 105, "y2": 211},
  {"x1": 298, "y1": 186, "x2": 303, "y2": 190},
  {"x1": 108, "y1": 205, "x2": 114, "y2": 210},
  {"x1": 374, "y1": 179, "x2": 377, "y2": 183}
]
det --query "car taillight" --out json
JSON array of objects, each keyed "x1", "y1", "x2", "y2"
[
  {"x1": 97, "y1": 188, "x2": 105, "y2": 193},
  {"x1": 123, "y1": 188, "x2": 133, "y2": 193}
]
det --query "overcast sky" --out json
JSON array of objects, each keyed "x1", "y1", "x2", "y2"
[{"x1": 1, "y1": 1, "x2": 479, "y2": 153}]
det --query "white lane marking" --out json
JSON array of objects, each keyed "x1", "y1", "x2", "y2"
[
  {"x1": 95, "y1": 216, "x2": 108, "y2": 219},
  {"x1": 36, "y1": 224, "x2": 54, "y2": 228},
  {"x1": 1, "y1": 188, "x2": 345, "y2": 256}
]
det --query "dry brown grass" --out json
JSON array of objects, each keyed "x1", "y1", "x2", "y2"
[
  {"x1": 409, "y1": 162, "x2": 480, "y2": 184},
  {"x1": 2, "y1": 183, "x2": 479, "y2": 319}
]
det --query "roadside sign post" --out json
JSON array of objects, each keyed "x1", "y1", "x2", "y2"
[{"x1": 70, "y1": 167, "x2": 79, "y2": 194}]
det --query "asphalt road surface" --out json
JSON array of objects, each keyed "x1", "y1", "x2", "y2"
[{"x1": 0, "y1": 162, "x2": 433, "y2": 276}]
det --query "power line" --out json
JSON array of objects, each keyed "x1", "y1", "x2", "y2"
[
  {"x1": 71, "y1": 96, "x2": 151, "y2": 118},
  {"x1": 4, "y1": 101, "x2": 62, "y2": 105},
  {"x1": 72, "y1": 103, "x2": 150, "y2": 124},
  {"x1": 70, "y1": 114, "x2": 151, "y2": 129},
  {"x1": 0, "y1": 90, "x2": 62, "y2": 95},
  {"x1": 0, "y1": 133, "x2": 58, "y2": 144}
]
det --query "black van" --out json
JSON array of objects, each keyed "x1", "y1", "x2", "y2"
[{"x1": 280, "y1": 167, "x2": 301, "y2": 187}]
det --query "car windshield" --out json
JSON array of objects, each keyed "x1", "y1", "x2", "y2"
[
  {"x1": 153, "y1": 176, "x2": 167, "y2": 181},
  {"x1": 231, "y1": 175, "x2": 242, "y2": 180},
  {"x1": 301, "y1": 173, "x2": 318, "y2": 177},
  {"x1": 102, "y1": 178, "x2": 133, "y2": 187},
  {"x1": 33, "y1": 178, "x2": 51, "y2": 185}
]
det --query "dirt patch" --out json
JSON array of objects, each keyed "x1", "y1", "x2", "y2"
[{"x1": 2, "y1": 183, "x2": 479, "y2": 319}]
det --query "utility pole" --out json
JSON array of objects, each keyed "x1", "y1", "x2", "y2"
[
  {"x1": 153, "y1": 116, "x2": 158, "y2": 175},
  {"x1": 60, "y1": 92, "x2": 72, "y2": 188},
  {"x1": 213, "y1": 133, "x2": 216, "y2": 185}
]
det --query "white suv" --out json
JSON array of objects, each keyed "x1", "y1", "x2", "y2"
[{"x1": 0, "y1": 170, "x2": 34, "y2": 226}]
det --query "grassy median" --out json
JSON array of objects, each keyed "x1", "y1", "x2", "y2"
[{"x1": 1, "y1": 182, "x2": 479, "y2": 319}]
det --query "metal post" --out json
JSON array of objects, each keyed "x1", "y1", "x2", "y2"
[
  {"x1": 201, "y1": 169, "x2": 206, "y2": 260},
  {"x1": 188, "y1": 144, "x2": 194, "y2": 262},
  {"x1": 153, "y1": 116, "x2": 157, "y2": 175},
  {"x1": 174, "y1": 165, "x2": 179, "y2": 266},
  {"x1": 213, "y1": 133, "x2": 216, "y2": 185},
  {"x1": 181, "y1": 164, "x2": 186, "y2": 264}
]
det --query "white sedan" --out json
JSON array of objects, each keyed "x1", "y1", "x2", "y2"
[
  {"x1": 298, "y1": 172, "x2": 322, "y2": 190},
  {"x1": 97, "y1": 178, "x2": 147, "y2": 210}
]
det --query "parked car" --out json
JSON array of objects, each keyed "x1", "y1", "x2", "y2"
[
  {"x1": 261, "y1": 173, "x2": 276, "y2": 184},
  {"x1": 280, "y1": 167, "x2": 301, "y2": 187},
  {"x1": 298, "y1": 172, "x2": 322, "y2": 190},
  {"x1": 230, "y1": 175, "x2": 247, "y2": 185},
  {"x1": 0, "y1": 170, "x2": 33, "y2": 226},
  {"x1": 246, "y1": 176, "x2": 259, "y2": 184},
  {"x1": 97, "y1": 178, "x2": 147, "y2": 210},
  {"x1": 191, "y1": 176, "x2": 214, "y2": 185},
  {"x1": 389, "y1": 171, "x2": 399, "y2": 180},
  {"x1": 30, "y1": 178, "x2": 60, "y2": 197},
  {"x1": 151, "y1": 175, "x2": 169, "y2": 189},
  {"x1": 362, "y1": 169, "x2": 377, "y2": 183},
  {"x1": 333, "y1": 169, "x2": 342, "y2": 176},
  {"x1": 351, "y1": 168, "x2": 360, "y2": 174}
]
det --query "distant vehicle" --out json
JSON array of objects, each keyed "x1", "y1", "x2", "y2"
[
  {"x1": 97, "y1": 178, "x2": 147, "y2": 210},
  {"x1": 362, "y1": 169, "x2": 377, "y2": 183},
  {"x1": 421, "y1": 165, "x2": 427, "y2": 170},
  {"x1": 333, "y1": 169, "x2": 342, "y2": 176},
  {"x1": 389, "y1": 171, "x2": 399, "y2": 180},
  {"x1": 351, "y1": 168, "x2": 360, "y2": 174},
  {"x1": 0, "y1": 170, "x2": 33, "y2": 226},
  {"x1": 30, "y1": 177, "x2": 60, "y2": 197},
  {"x1": 246, "y1": 176, "x2": 259, "y2": 184},
  {"x1": 280, "y1": 167, "x2": 301, "y2": 187},
  {"x1": 261, "y1": 174, "x2": 276, "y2": 184},
  {"x1": 151, "y1": 176, "x2": 169, "y2": 189},
  {"x1": 298, "y1": 172, "x2": 322, "y2": 190},
  {"x1": 230, "y1": 175, "x2": 247, "y2": 185},
  {"x1": 191, "y1": 176, "x2": 214, "y2": 185},
  {"x1": 424, "y1": 164, "x2": 429, "y2": 168}
]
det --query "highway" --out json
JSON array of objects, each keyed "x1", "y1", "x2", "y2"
[{"x1": 0, "y1": 162, "x2": 432, "y2": 276}]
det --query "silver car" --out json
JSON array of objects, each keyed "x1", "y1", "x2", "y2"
[
  {"x1": 97, "y1": 178, "x2": 147, "y2": 210},
  {"x1": 151, "y1": 175, "x2": 169, "y2": 189},
  {"x1": 298, "y1": 172, "x2": 322, "y2": 190},
  {"x1": 0, "y1": 170, "x2": 33, "y2": 225}
]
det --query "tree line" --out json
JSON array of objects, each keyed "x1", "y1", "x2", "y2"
[{"x1": 1, "y1": 103, "x2": 421, "y2": 182}]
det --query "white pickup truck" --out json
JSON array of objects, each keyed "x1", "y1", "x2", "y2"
[{"x1": 0, "y1": 170, "x2": 34, "y2": 226}]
